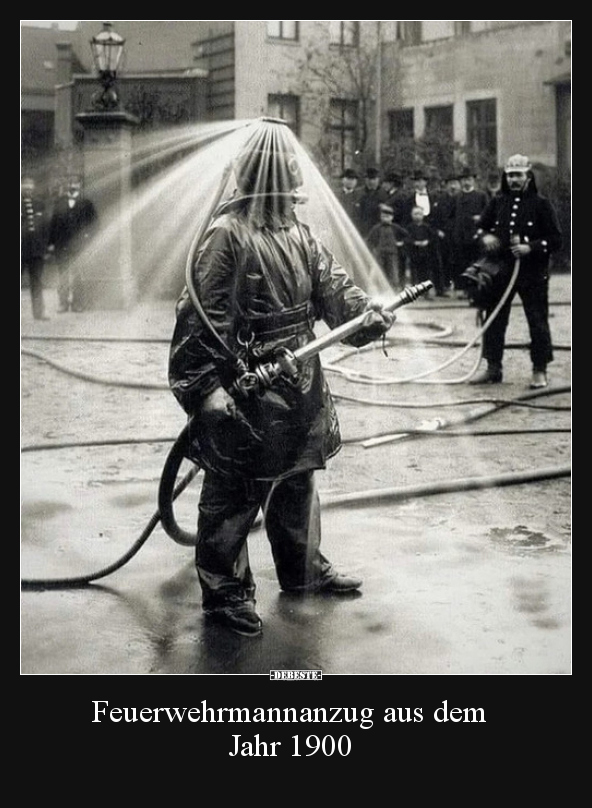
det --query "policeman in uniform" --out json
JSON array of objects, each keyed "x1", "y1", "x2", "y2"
[
  {"x1": 21, "y1": 176, "x2": 49, "y2": 320},
  {"x1": 470, "y1": 154, "x2": 563, "y2": 388}
]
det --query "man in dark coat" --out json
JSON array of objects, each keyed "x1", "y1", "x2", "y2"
[
  {"x1": 399, "y1": 170, "x2": 436, "y2": 225},
  {"x1": 168, "y1": 122, "x2": 395, "y2": 636},
  {"x1": 21, "y1": 176, "x2": 49, "y2": 320},
  {"x1": 336, "y1": 167, "x2": 361, "y2": 226},
  {"x1": 469, "y1": 154, "x2": 563, "y2": 388},
  {"x1": 356, "y1": 167, "x2": 383, "y2": 238},
  {"x1": 378, "y1": 171, "x2": 407, "y2": 225},
  {"x1": 47, "y1": 176, "x2": 97, "y2": 312},
  {"x1": 427, "y1": 173, "x2": 462, "y2": 296},
  {"x1": 450, "y1": 168, "x2": 489, "y2": 296}
]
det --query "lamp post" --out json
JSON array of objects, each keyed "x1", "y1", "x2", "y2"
[
  {"x1": 75, "y1": 21, "x2": 139, "y2": 309},
  {"x1": 90, "y1": 21, "x2": 125, "y2": 110}
]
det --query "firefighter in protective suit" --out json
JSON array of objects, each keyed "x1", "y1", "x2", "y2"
[
  {"x1": 168, "y1": 123, "x2": 395, "y2": 636},
  {"x1": 468, "y1": 154, "x2": 563, "y2": 388}
]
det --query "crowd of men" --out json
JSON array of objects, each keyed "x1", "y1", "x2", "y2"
[
  {"x1": 335, "y1": 165, "x2": 496, "y2": 298},
  {"x1": 333, "y1": 157, "x2": 562, "y2": 392}
]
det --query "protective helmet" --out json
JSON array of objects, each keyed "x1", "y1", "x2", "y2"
[
  {"x1": 234, "y1": 120, "x2": 303, "y2": 195},
  {"x1": 504, "y1": 154, "x2": 532, "y2": 173}
]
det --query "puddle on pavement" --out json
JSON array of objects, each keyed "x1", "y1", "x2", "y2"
[
  {"x1": 21, "y1": 500, "x2": 73, "y2": 520},
  {"x1": 488, "y1": 524, "x2": 561, "y2": 554},
  {"x1": 109, "y1": 491, "x2": 156, "y2": 508}
]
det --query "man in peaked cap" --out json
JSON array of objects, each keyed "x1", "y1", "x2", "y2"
[{"x1": 469, "y1": 154, "x2": 563, "y2": 388}]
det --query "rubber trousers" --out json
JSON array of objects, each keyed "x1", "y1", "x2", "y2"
[{"x1": 195, "y1": 468, "x2": 334, "y2": 609}]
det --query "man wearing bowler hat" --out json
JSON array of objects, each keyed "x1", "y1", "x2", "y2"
[
  {"x1": 356, "y1": 167, "x2": 383, "y2": 238},
  {"x1": 336, "y1": 168, "x2": 361, "y2": 226}
]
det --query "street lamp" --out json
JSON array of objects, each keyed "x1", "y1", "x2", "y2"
[{"x1": 90, "y1": 21, "x2": 126, "y2": 110}]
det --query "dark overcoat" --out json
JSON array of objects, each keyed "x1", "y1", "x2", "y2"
[{"x1": 169, "y1": 203, "x2": 379, "y2": 480}]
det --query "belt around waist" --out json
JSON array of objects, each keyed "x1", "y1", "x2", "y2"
[{"x1": 239, "y1": 303, "x2": 314, "y2": 339}]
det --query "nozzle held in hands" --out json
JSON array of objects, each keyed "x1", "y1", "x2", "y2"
[{"x1": 385, "y1": 280, "x2": 433, "y2": 313}]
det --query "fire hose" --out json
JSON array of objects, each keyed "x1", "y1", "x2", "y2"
[
  {"x1": 324, "y1": 257, "x2": 522, "y2": 385},
  {"x1": 157, "y1": 281, "x2": 433, "y2": 545},
  {"x1": 20, "y1": 364, "x2": 570, "y2": 587}
]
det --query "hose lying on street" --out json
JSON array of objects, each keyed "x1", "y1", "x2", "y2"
[
  {"x1": 21, "y1": 458, "x2": 570, "y2": 590},
  {"x1": 21, "y1": 268, "x2": 570, "y2": 587},
  {"x1": 21, "y1": 382, "x2": 570, "y2": 588}
]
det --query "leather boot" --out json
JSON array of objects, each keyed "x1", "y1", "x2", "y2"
[
  {"x1": 529, "y1": 369, "x2": 548, "y2": 389},
  {"x1": 204, "y1": 597, "x2": 262, "y2": 636},
  {"x1": 469, "y1": 364, "x2": 503, "y2": 384}
]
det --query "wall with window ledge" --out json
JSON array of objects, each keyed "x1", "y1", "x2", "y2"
[
  {"x1": 234, "y1": 21, "x2": 383, "y2": 152},
  {"x1": 382, "y1": 20, "x2": 570, "y2": 168}
]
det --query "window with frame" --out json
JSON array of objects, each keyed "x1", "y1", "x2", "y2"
[
  {"x1": 329, "y1": 98, "x2": 359, "y2": 177},
  {"x1": 424, "y1": 105, "x2": 453, "y2": 139},
  {"x1": 267, "y1": 94, "x2": 300, "y2": 137},
  {"x1": 396, "y1": 21, "x2": 422, "y2": 45},
  {"x1": 329, "y1": 21, "x2": 359, "y2": 47},
  {"x1": 388, "y1": 108, "x2": 414, "y2": 141},
  {"x1": 466, "y1": 99, "x2": 497, "y2": 163},
  {"x1": 266, "y1": 21, "x2": 299, "y2": 41}
]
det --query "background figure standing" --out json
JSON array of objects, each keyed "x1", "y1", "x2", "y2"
[
  {"x1": 485, "y1": 171, "x2": 502, "y2": 201},
  {"x1": 404, "y1": 205, "x2": 442, "y2": 292},
  {"x1": 469, "y1": 154, "x2": 562, "y2": 389},
  {"x1": 47, "y1": 176, "x2": 98, "y2": 312},
  {"x1": 429, "y1": 173, "x2": 461, "y2": 296},
  {"x1": 336, "y1": 168, "x2": 360, "y2": 226},
  {"x1": 450, "y1": 168, "x2": 489, "y2": 297},
  {"x1": 400, "y1": 170, "x2": 437, "y2": 227},
  {"x1": 366, "y1": 203, "x2": 409, "y2": 290},
  {"x1": 378, "y1": 171, "x2": 406, "y2": 225},
  {"x1": 356, "y1": 167, "x2": 382, "y2": 239},
  {"x1": 21, "y1": 175, "x2": 49, "y2": 320}
]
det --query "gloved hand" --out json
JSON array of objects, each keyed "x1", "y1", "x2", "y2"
[
  {"x1": 481, "y1": 233, "x2": 501, "y2": 253},
  {"x1": 199, "y1": 386, "x2": 238, "y2": 419},
  {"x1": 510, "y1": 241, "x2": 532, "y2": 257},
  {"x1": 347, "y1": 302, "x2": 396, "y2": 347}
]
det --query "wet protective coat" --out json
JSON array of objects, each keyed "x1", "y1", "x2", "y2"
[{"x1": 169, "y1": 202, "x2": 381, "y2": 480}]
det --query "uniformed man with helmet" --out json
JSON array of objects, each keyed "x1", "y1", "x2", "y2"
[{"x1": 469, "y1": 154, "x2": 563, "y2": 389}]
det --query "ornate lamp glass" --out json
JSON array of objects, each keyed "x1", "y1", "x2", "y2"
[{"x1": 89, "y1": 22, "x2": 126, "y2": 110}]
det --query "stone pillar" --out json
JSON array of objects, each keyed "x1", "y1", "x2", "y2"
[
  {"x1": 54, "y1": 43, "x2": 74, "y2": 150},
  {"x1": 75, "y1": 110, "x2": 139, "y2": 309}
]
